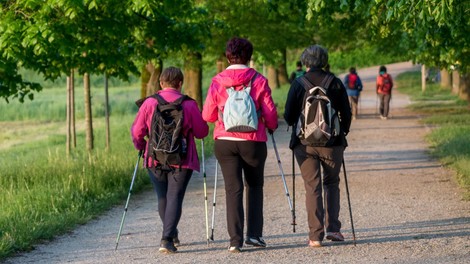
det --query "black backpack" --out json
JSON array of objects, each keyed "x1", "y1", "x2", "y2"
[
  {"x1": 136, "y1": 93, "x2": 190, "y2": 172},
  {"x1": 295, "y1": 74, "x2": 341, "y2": 147}
]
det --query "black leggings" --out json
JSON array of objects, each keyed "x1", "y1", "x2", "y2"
[
  {"x1": 148, "y1": 168, "x2": 193, "y2": 241},
  {"x1": 214, "y1": 140, "x2": 267, "y2": 247}
]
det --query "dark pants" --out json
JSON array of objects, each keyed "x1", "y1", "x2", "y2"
[
  {"x1": 148, "y1": 168, "x2": 193, "y2": 241},
  {"x1": 294, "y1": 145, "x2": 344, "y2": 241},
  {"x1": 214, "y1": 140, "x2": 267, "y2": 247},
  {"x1": 378, "y1": 93, "x2": 391, "y2": 117}
]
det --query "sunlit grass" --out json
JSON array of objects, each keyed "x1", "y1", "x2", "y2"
[
  {"x1": 0, "y1": 81, "x2": 217, "y2": 260},
  {"x1": 0, "y1": 115, "x2": 150, "y2": 259},
  {"x1": 396, "y1": 72, "x2": 470, "y2": 199}
]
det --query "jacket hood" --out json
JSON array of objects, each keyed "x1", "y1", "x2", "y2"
[{"x1": 215, "y1": 67, "x2": 257, "y2": 88}]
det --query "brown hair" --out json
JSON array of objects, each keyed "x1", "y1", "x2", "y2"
[
  {"x1": 159, "y1": 66, "x2": 184, "y2": 88},
  {"x1": 225, "y1": 37, "x2": 253, "y2": 65}
]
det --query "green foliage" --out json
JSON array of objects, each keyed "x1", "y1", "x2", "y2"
[
  {"x1": 396, "y1": 72, "x2": 470, "y2": 199},
  {"x1": 328, "y1": 45, "x2": 405, "y2": 73},
  {"x1": 306, "y1": 0, "x2": 469, "y2": 72},
  {"x1": 0, "y1": 58, "x2": 42, "y2": 103}
]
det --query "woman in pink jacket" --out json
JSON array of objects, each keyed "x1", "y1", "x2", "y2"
[
  {"x1": 202, "y1": 37, "x2": 278, "y2": 253},
  {"x1": 131, "y1": 67, "x2": 208, "y2": 254}
]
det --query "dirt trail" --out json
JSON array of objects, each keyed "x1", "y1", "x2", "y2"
[{"x1": 5, "y1": 62, "x2": 469, "y2": 264}]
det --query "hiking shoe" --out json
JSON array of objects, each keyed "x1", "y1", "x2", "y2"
[
  {"x1": 326, "y1": 232, "x2": 344, "y2": 241},
  {"x1": 228, "y1": 246, "x2": 242, "y2": 253},
  {"x1": 159, "y1": 240, "x2": 177, "y2": 254},
  {"x1": 245, "y1": 237, "x2": 266, "y2": 247},
  {"x1": 308, "y1": 240, "x2": 322, "y2": 248}
]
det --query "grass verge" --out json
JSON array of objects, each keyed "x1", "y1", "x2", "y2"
[
  {"x1": 396, "y1": 72, "x2": 470, "y2": 199},
  {"x1": 0, "y1": 115, "x2": 151, "y2": 260}
]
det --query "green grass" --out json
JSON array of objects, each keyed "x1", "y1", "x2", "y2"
[
  {"x1": 0, "y1": 80, "x2": 217, "y2": 260},
  {"x1": 0, "y1": 115, "x2": 151, "y2": 259},
  {"x1": 396, "y1": 72, "x2": 470, "y2": 199}
]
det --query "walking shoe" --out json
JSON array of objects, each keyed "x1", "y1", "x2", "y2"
[
  {"x1": 159, "y1": 240, "x2": 177, "y2": 254},
  {"x1": 244, "y1": 237, "x2": 266, "y2": 247},
  {"x1": 173, "y1": 236, "x2": 180, "y2": 247},
  {"x1": 326, "y1": 232, "x2": 344, "y2": 241},
  {"x1": 308, "y1": 240, "x2": 322, "y2": 248},
  {"x1": 173, "y1": 229, "x2": 180, "y2": 247},
  {"x1": 228, "y1": 246, "x2": 242, "y2": 253}
]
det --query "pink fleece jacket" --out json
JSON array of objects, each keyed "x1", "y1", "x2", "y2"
[
  {"x1": 202, "y1": 66, "x2": 278, "y2": 141},
  {"x1": 131, "y1": 88, "x2": 209, "y2": 172}
]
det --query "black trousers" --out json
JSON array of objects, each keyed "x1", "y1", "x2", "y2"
[
  {"x1": 294, "y1": 145, "x2": 344, "y2": 241},
  {"x1": 214, "y1": 140, "x2": 267, "y2": 247},
  {"x1": 148, "y1": 168, "x2": 193, "y2": 241}
]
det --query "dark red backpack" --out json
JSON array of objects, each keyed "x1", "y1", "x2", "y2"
[
  {"x1": 348, "y1": 73, "x2": 358, "y2": 89},
  {"x1": 381, "y1": 74, "x2": 392, "y2": 93}
]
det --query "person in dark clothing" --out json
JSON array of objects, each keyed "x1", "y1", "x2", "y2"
[
  {"x1": 284, "y1": 45, "x2": 352, "y2": 248},
  {"x1": 289, "y1": 61, "x2": 306, "y2": 83}
]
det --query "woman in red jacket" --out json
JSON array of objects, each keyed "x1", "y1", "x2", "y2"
[
  {"x1": 131, "y1": 67, "x2": 209, "y2": 254},
  {"x1": 202, "y1": 37, "x2": 278, "y2": 253}
]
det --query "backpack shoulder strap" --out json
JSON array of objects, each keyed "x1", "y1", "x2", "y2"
[
  {"x1": 321, "y1": 73, "x2": 335, "y2": 89},
  {"x1": 248, "y1": 72, "x2": 258, "y2": 87},
  {"x1": 135, "y1": 93, "x2": 166, "y2": 108},
  {"x1": 297, "y1": 76, "x2": 314, "y2": 91},
  {"x1": 172, "y1": 94, "x2": 190, "y2": 105},
  {"x1": 154, "y1": 93, "x2": 169, "y2": 105}
]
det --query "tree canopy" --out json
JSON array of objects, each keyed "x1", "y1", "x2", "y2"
[{"x1": 1, "y1": 0, "x2": 469, "y2": 102}]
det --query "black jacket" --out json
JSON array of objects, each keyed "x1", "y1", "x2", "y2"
[{"x1": 283, "y1": 68, "x2": 352, "y2": 149}]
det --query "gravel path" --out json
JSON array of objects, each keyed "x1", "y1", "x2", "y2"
[{"x1": 5, "y1": 62, "x2": 469, "y2": 264}]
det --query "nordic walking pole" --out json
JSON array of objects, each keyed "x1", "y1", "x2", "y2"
[
  {"x1": 270, "y1": 133, "x2": 296, "y2": 231},
  {"x1": 292, "y1": 150, "x2": 296, "y2": 233},
  {"x1": 115, "y1": 150, "x2": 142, "y2": 250},
  {"x1": 210, "y1": 160, "x2": 218, "y2": 240},
  {"x1": 201, "y1": 139, "x2": 210, "y2": 246},
  {"x1": 342, "y1": 159, "x2": 356, "y2": 246}
]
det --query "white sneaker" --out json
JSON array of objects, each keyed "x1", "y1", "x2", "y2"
[{"x1": 228, "y1": 246, "x2": 242, "y2": 253}]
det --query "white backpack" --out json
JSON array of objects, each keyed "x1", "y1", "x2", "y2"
[{"x1": 222, "y1": 74, "x2": 259, "y2": 132}]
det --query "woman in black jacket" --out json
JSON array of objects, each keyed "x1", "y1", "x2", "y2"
[{"x1": 284, "y1": 45, "x2": 352, "y2": 248}]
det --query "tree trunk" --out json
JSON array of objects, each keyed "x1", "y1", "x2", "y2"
[
  {"x1": 184, "y1": 52, "x2": 203, "y2": 109},
  {"x1": 277, "y1": 49, "x2": 289, "y2": 85},
  {"x1": 452, "y1": 70, "x2": 460, "y2": 95},
  {"x1": 440, "y1": 69, "x2": 451, "y2": 89},
  {"x1": 140, "y1": 64, "x2": 150, "y2": 99},
  {"x1": 71, "y1": 69, "x2": 76, "y2": 148},
  {"x1": 66, "y1": 75, "x2": 71, "y2": 156},
  {"x1": 421, "y1": 65, "x2": 426, "y2": 93},
  {"x1": 458, "y1": 71, "x2": 469, "y2": 102},
  {"x1": 146, "y1": 60, "x2": 163, "y2": 96},
  {"x1": 104, "y1": 73, "x2": 110, "y2": 151},
  {"x1": 267, "y1": 66, "x2": 279, "y2": 89},
  {"x1": 83, "y1": 73, "x2": 94, "y2": 151},
  {"x1": 216, "y1": 53, "x2": 228, "y2": 73}
]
